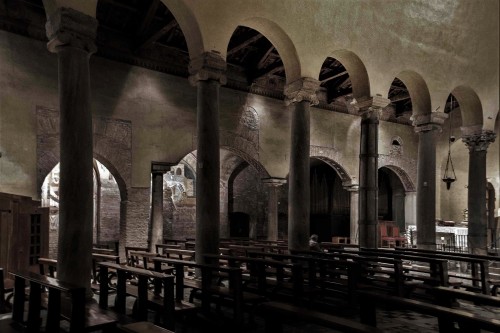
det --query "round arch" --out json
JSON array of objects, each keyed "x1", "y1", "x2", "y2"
[
  {"x1": 324, "y1": 49, "x2": 370, "y2": 99},
  {"x1": 449, "y1": 86, "x2": 483, "y2": 127},
  {"x1": 378, "y1": 164, "x2": 416, "y2": 192},
  {"x1": 393, "y1": 70, "x2": 432, "y2": 117},
  {"x1": 224, "y1": 17, "x2": 301, "y2": 84},
  {"x1": 310, "y1": 156, "x2": 352, "y2": 185}
]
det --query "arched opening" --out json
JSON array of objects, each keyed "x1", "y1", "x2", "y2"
[
  {"x1": 41, "y1": 159, "x2": 121, "y2": 258},
  {"x1": 378, "y1": 167, "x2": 406, "y2": 232},
  {"x1": 310, "y1": 158, "x2": 350, "y2": 242}
]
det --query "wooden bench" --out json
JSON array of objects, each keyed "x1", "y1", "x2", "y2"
[
  {"x1": 396, "y1": 247, "x2": 497, "y2": 294},
  {"x1": 125, "y1": 246, "x2": 149, "y2": 266},
  {"x1": 0, "y1": 268, "x2": 14, "y2": 313},
  {"x1": 9, "y1": 270, "x2": 117, "y2": 333},
  {"x1": 259, "y1": 301, "x2": 383, "y2": 333},
  {"x1": 128, "y1": 251, "x2": 160, "y2": 270},
  {"x1": 38, "y1": 257, "x2": 58, "y2": 278},
  {"x1": 358, "y1": 289, "x2": 500, "y2": 333},
  {"x1": 98, "y1": 262, "x2": 181, "y2": 330},
  {"x1": 157, "y1": 248, "x2": 195, "y2": 261},
  {"x1": 120, "y1": 321, "x2": 174, "y2": 333},
  {"x1": 91, "y1": 253, "x2": 120, "y2": 291},
  {"x1": 152, "y1": 257, "x2": 261, "y2": 326}
]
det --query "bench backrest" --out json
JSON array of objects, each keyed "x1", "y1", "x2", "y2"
[{"x1": 11, "y1": 270, "x2": 85, "y2": 333}]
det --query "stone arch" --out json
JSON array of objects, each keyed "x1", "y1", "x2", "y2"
[
  {"x1": 309, "y1": 145, "x2": 353, "y2": 184},
  {"x1": 378, "y1": 164, "x2": 416, "y2": 192},
  {"x1": 159, "y1": 0, "x2": 205, "y2": 58},
  {"x1": 225, "y1": 17, "x2": 301, "y2": 83},
  {"x1": 450, "y1": 86, "x2": 483, "y2": 127},
  {"x1": 326, "y1": 49, "x2": 370, "y2": 99},
  {"x1": 394, "y1": 70, "x2": 432, "y2": 117},
  {"x1": 93, "y1": 152, "x2": 127, "y2": 201}
]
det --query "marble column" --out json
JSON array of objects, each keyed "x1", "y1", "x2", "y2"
[
  {"x1": 189, "y1": 52, "x2": 226, "y2": 265},
  {"x1": 262, "y1": 178, "x2": 286, "y2": 241},
  {"x1": 284, "y1": 78, "x2": 319, "y2": 252},
  {"x1": 462, "y1": 128, "x2": 496, "y2": 255},
  {"x1": 404, "y1": 191, "x2": 417, "y2": 229},
  {"x1": 45, "y1": 7, "x2": 97, "y2": 295},
  {"x1": 344, "y1": 181, "x2": 359, "y2": 245},
  {"x1": 413, "y1": 112, "x2": 447, "y2": 250},
  {"x1": 149, "y1": 163, "x2": 170, "y2": 252},
  {"x1": 357, "y1": 96, "x2": 390, "y2": 248}
]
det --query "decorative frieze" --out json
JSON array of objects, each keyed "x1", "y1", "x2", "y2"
[
  {"x1": 45, "y1": 7, "x2": 97, "y2": 53},
  {"x1": 284, "y1": 78, "x2": 320, "y2": 106},
  {"x1": 188, "y1": 51, "x2": 227, "y2": 85},
  {"x1": 462, "y1": 130, "x2": 496, "y2": 152}
]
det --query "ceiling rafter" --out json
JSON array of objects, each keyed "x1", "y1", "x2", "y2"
[
  {"x1": 321, "y1": 70, "x2": 348, "y2": 85},
  {"x1": 390, "y1": 93, "x2": 411, "y2": 103},
  {"x1": 135, "y1": 0, "x2": 161, "y2": 38},
  {"x1": 256, "y1": 45, "x2": 275, "y2": 70},
  {"x1": 254, "y1": 64, "x2": 284, "y2": 81},
  {"x1": 227, "y1": 33, "x2": 263, "y2": 56},
  {"x1": 135, "y1": 19, "x2": 178, "y2": 51}
]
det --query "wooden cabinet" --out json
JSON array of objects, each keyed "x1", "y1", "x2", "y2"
[{"x1": 0, "y1": 193, "x2": 49, "y2": 274}]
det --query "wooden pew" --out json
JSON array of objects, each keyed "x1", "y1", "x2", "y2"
[
  {"x1": 98, "y1": 262, "x2": 180, "y2": 330},
  {"x1": 125, "y1": 246, "x2": 149, "y2": 266},
  {"x1": 9, "y1": 270, "x2": 117, "y2": 333},
  {"x1": 0, "y1": 267, "x2": 14, "y2": 314},
  {"x1": 38, "y1": 257, "x2": 58, "y2": 278},
  {"x1": 156, "y1": 247, "x2": 195, "y2": 261},
  {"x1": 152, "y1": 257, "x2": 260, "y2": 326},
  {"x1": 91, "y1": 253, "x2": 120, "y2": 291},
  {"x1": 260, "y1": 301, "x2": 383, "y2": 333},
  {"x1": 128, "y1": 251, "x2": 160, "y2": 270},
  {"x1": 395, "y1": 247, "x2": 497, "y2": 294},
  {"x1": 358, "y1": 289, "x2": 500, "y2": 333},
  {"x1": 120, "y1": 321, "x2": 174, "y2": 333},
  {"x1": 204, "y1": 253, "x2": 305, "y2": 303}
]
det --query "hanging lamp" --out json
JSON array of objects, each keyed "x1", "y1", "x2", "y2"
[{"x1": 442, "y1": 95, "x2": 457, "y2": 190}]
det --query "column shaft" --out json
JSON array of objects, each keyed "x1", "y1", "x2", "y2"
[
  {"x1": 57, "y1": 46, "x2": 94, "y2": 293},
  {"x1": 150, "y1": 171, "x2": 164, "y2": 251},
  {"x1": 468, "y1": 150, "x2": 487, "y2": 254},
  {"x1": 358, "y1": 111, "x2": 379, "y2": 248},
  {"x1": 288, "y1": 100, "x2": 311, "y2": 251},
  {"x1": 195, "y1": 79, "x2": 220, "y2": 264},
  {"x1": 416, "y1": 129, "x2": 438, "y2": 249},
  {"x1": 267, "y1": 186, "x2": 279, "y2": 241},
  {"x1": 349, "y1": 190, "x2": 359, "y2": 244}
]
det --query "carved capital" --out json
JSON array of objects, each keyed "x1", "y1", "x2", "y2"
[
  {"x1": 356, "y1": 95, "x2": 391, "y2": 120},
  {"x1": 413, "y1": 111, "x2": 447, "y2": 133},
  {"x1": 262, "y1": 177, "x2": 287, "y2": 187},
  {"x1": 45, "y1": 7, "x2": 97, "y2": 54},
  {"x1": 342, "y1": 179, "x2": 359, "y2": 192},
  {"x1": 188, "y1": 52, "x2": 227, "y2": 85},
  {"x1": 284, "y1": 78, "x2": 320, "y2": 106},
  {"x1": 462, "y1": 130, "x2": 496, "y2": 152}
]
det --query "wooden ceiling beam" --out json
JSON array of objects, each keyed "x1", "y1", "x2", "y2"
[
  {"x1": 136, "y1": 19, "x2": 178, "y2": 51},
  {"x1": 227, "y1": 33, "x2": 263, "y2": 56},
  {"x1": 135, "y1": 0, "x2": 161, "y2": 38},
  {"x1": 390, "y1": 93, "x2": 411, "y2": 103},
  {"x1": 254, "y1": 64, "x2": 284, "y2": 80},
  {"x1": 257, "y1": 45, "x2": 275, "y2": 69},
  {"x1": 321, "y1": 70, "x2": 348, "y2": 84}
]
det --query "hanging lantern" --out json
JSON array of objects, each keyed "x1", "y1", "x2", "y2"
[{"x1": 442, "y1": 95, "x2": 457, "y2": 190}]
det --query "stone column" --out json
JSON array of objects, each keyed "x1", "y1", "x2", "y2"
[
  {"x1": 262, "y1": 178, "x2": 286, "y2": 241},
  {"x1": 413, "y1": 112, "x2": 447, "y2": 250},
  {"x1": 284, "y1": 78, "x2": 320, "y2": 252},
  {"x1": 344, "y1": 181, "x2": 359, "y2": 245},
  {"x1": 149, "y1": 163, "x2": 170, "y2": 252},
  {"x1": 393, "y1": 188, "x2": 406, "y2": 231},
  {"x1": 357, "y1": 96, "x2": 391, "y2": 248},
  {"x1": 462, "y1": 128, "x2": 496, "y2": 255},
  {"x1": 404, "y1": 191, "x2": 417, "y2": 229},
  {"x1": 45, "y1": 7, "x2": 97, "y2": 295},
  {"x1": 189, "y1": 52, "x2": 226, "y2": 265}
]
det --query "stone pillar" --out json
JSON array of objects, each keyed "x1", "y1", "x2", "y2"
[
  {"x1": 462, "y1": 128, "x2": 496, "y2": 255},
  {"x1": 404, "y1": 191, "x2": 417, "y2": 229},
  {"x1": 189, "y1": 52, "x2": 226, "y2": 265},
  {"x1": 149, "y1": 163, "x2": 169, "y2": 252},
  {"x1": 45, "y1": 7, "x2": 97, "y2": 295},
  {"x1": 357, "y1": 96, "x2": 391, "y2": 248},
  {"x1": 262, "y1": 178, "x2": 286, "y2": 241},
  {"x1": 393, "y1": 188, "x2": 406, "y2": 231},
  {"x1": 284, "y1": 78, "x2": 320, "y2": 252},
  {"x1": 344, "y1": 181, "x2": 359, "y2": 245},
  {"x1": 413, "y1": 112, "x2": 447, "y2": 250}
]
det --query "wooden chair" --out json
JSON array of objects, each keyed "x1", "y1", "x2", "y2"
[{"x1": 379, "y1": 223, "x2": 396, "y2": 248}]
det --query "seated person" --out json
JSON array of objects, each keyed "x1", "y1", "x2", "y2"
[{"x1": 309, "y1": 234, "x2": 322, "y2": 252}]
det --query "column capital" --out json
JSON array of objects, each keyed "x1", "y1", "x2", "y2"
[
  {"x1": 262, "y1": 177, "x2": 287, "y2": 187},
  {"x1": 412, "y1": 111, "x2": 447, "y2": 132},
  {"x1": 188, "y1": 51, "x2": 227, "y2": 85},
  {"x1": 45, "y1": 7, "x2": 98, "y2": 54},
  {"x1": 342, "y1": 179, "x2": 359, "y2": 192},
  {"x1": 355, "y1": 95, "x2": 391, "y2": 120},
  {"x1": 462, "y1": 129, "x2": 496, "y2": 152},
  {"x1": 284, "y1": 78, "x2": 320, "y2": 106},
  {"x1": 151, "y1": 161, "x2": 176, "y2": 173}
]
